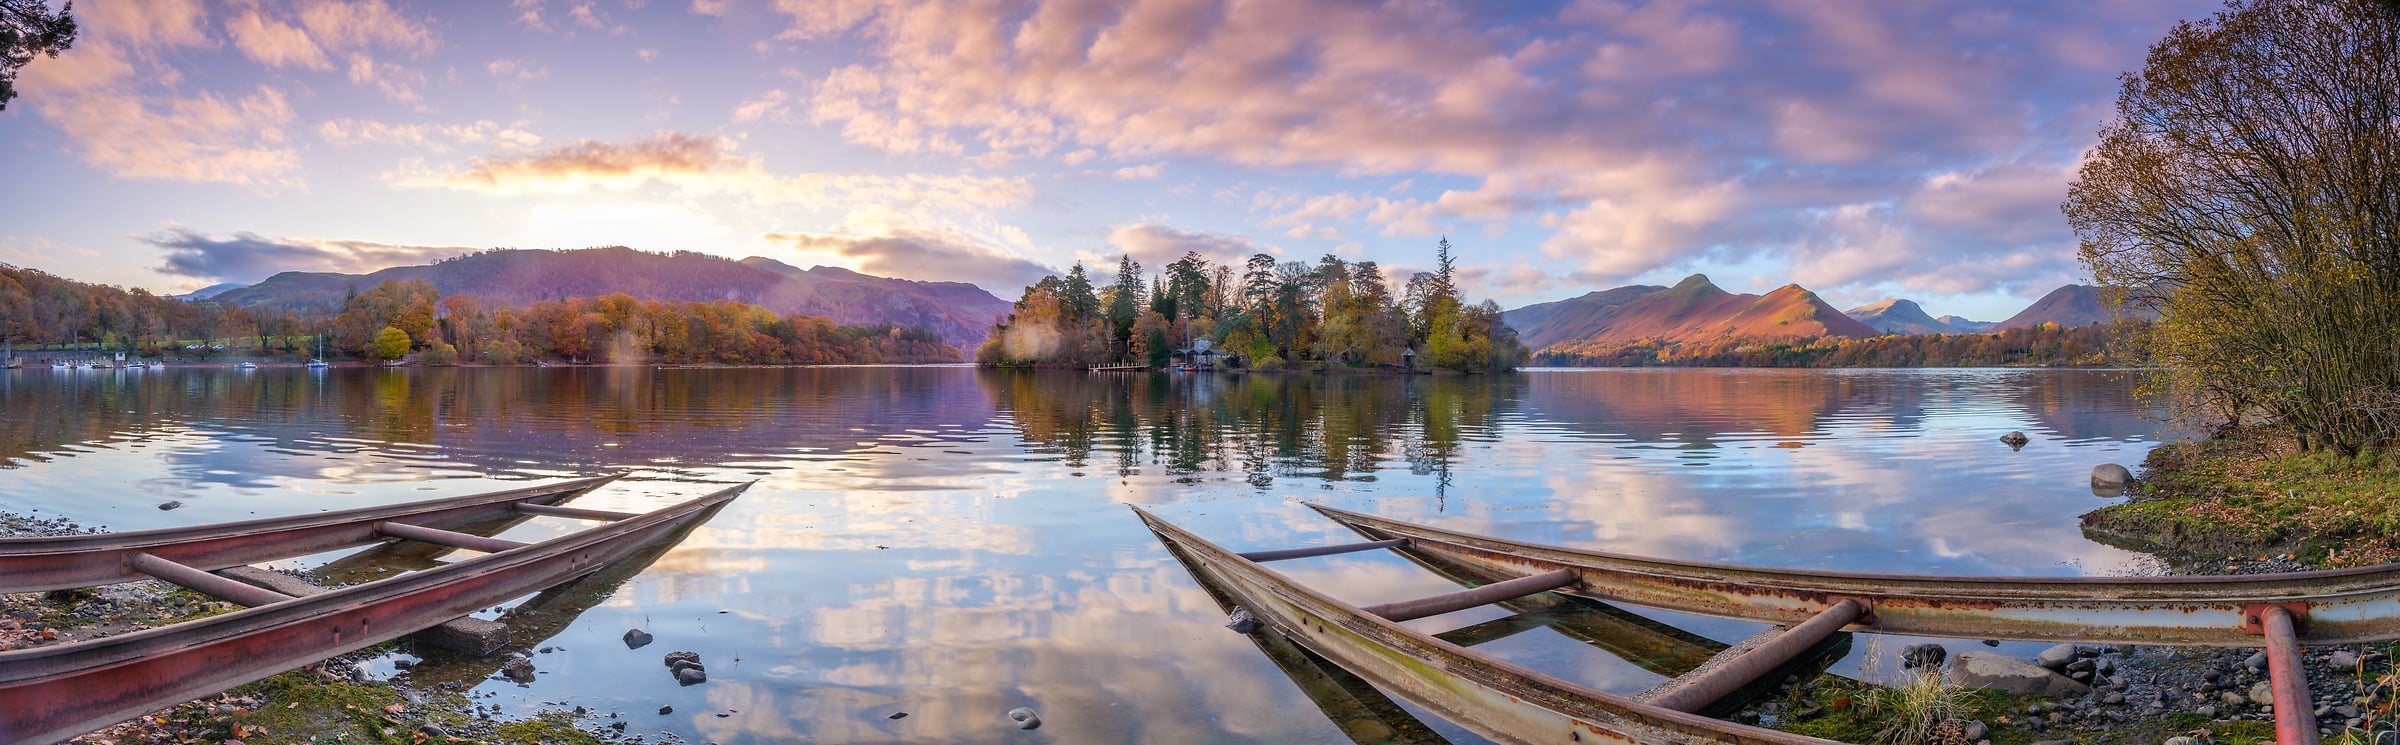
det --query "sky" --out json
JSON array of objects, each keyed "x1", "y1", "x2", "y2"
[{"x1": 0, "y1": 0, "x2": 2202, "y2": 320}]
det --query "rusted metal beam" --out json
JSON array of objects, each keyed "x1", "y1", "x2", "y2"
[
  {"x1": 2261, "y1": 607, "x2": 2321, "y2": 745},
  {"x1": 0, "y1": 482, "x2": 748, "y2": 745},
  {"x1": 129, "y1": 553, "x2": 292, "y2": 609},
  {"x1": 213, "y1": 567, "x2": 511, "y2": 656},
  {"x1": 1363, "y1": 569, "x2": 1579, "y2": 623},
  {"x1": 0, "y1": 475, "x2": 621, "y2": 593},
  {"x1": 1646, "y1": 600, "x2": 1864, "y2": 713},
  {"x1": 377, "y1": 521, "x2": 528, "y2": 554},
  {"x1": 1311, "y1": 504, "x2": 2400, "y2": 646},
  {"x1": 514, "y1": 503, "x2": 640, "y2": 521},
  {"x1": 1135, "y1": 507, "x2": 1839, "y2": 745},
  {"x1": 1239, "y1": 539, "x2": 1409, "y2": 563}
]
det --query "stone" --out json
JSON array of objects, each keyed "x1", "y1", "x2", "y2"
[
  {"x1": 888, "y1": 712, "x2": 908, "y2": 720},
  {"x1": 658, "y1": 706, "x2": 672, "y2": 715},
  {"x1": 1950, "y1": 652, "x2": 2092, "y2": 697},
  {"x1": 1007, "y1": 707, "x2": 1041, "y2": 731},
  {"x1": 1960, "y1": 720, "x2": 1987, "y2": 741},
  {"x1": 664, "y1": 651, "x2": 703, "y2": 673},
  {"x1": 2220, "y1": 690, "x2": 2248, "y2": 706},
  {"x1": 623, "y1": 629, "x2": 654, "y2": 649},
  {"x1": 2000, "y1": 431, "x2": 2029, "y2": 448},
  {"x1": 2091, "y1": 463, "x2": 2133, "y2": 489},
  {"x1": 675, "y1": 667, "x2": 708, "y2": 685},
  {"x1": 2165, "y1": 737, "x2": 2199, "y2": 745},
  {"x1": 418, "y1": 724, "x2": 448, "y2": 739},
  {"x1": 157, "y1": 501, "x2": 183, "y2": 511},
  {"x1": 1900, "y1": 643, "x2": 1947, "y2": 669},
  {"x1": 2197, "y1": 705, "x2": 2217, "y2": 718},
  {"x1": 2034, "y1": 644, "x2": 2079, "y2": 670},
  {"x1": 499, "y1": 657, "x2": 535, "y2": 683},
  {"x1": 1226, "y1": 608, "x2": 1262, "y2": 634},
  {"x1": 2101, "y1": 692, "x2": 2125, "y2": 705},
  {"x1": 2247, "y1": 651, "x2": 2268, "y2": 670},
  {"x1": 2331, "y1": 650, "x2": 2361, "y2": 670},
  {"x1": 2249, "y1": 681, "x2": 2275, "y2": 706}
]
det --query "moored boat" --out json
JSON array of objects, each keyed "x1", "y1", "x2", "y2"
[{"x1": 0, "y1": 475, "x2": 742, "y2": 744}]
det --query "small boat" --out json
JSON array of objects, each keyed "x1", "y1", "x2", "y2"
[
  {"x1": 307, "y1": 334, "x2": 330, "y2": 368},
  {"x1": 121, "y1": 362, "x2": 145, "y2": 370},
  {"x1": 1140, "y1": 505, "x2": 2361, "y2": 745},
  {"x1": 50, "y1": 361, "x2": 67, "y2": 370},
  {"x1": 234, "y1": 361, "x2": 257, "y2": 369},
  {"x1": 0, "y1": 475, "x2": 746, "y2": 745},
  {"x1": 305, "y1": 358, "x2": 329, "y2": 369}
]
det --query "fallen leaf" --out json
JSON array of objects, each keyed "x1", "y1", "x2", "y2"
[{"x1": 382, "y1": 703, "x2": 406, "y2": 715}]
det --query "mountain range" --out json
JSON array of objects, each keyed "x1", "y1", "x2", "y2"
[
  {"x1": 1503, "y1": 277, "x2": 2154, "y2": 359},
  {"x1": 210, "y1": 247, "x2": 1014, "y2": 348}
]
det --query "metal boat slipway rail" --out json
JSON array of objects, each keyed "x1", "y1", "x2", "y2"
[
  {"x1": 1138, "y1": 504, "x2": 2375, "y2": 745},
  {"x1": 0, "y1": 477, "x2": 749, "y2": 745}
]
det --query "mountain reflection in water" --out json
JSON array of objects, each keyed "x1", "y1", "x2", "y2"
[{"x1": 0, "y1": 367, "x2": 2165, "y2": 744}]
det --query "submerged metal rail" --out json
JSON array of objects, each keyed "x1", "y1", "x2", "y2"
[
  {"x1": 0, "y1": 481, "x2": 748, "y2": 745},
  {"x1": 0, "y1": 475, "x2": 623, "y2": 593},
  {"x1": 1311, "y1": 503, "x2": 2400, "y2": 647},
  {"x1": 1136, "y1": 506, "x2": 1838, "y2": 745}
]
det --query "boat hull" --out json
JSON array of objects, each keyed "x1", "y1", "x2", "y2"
[
  {"x1": 1137, "y1": 507, "x2": 1834, "y2": 745},
  {"x1": 0, "y1": 475, "x2": 622, "y2": 593},
  {"x1": 0, "y1": 482, "x2": 745, "y2": 745},
  {"x1": 1313, "y1": 504, "x2": 2400, "y2": 646}
]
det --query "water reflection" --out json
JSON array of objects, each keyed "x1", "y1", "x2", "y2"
[{"x1": 0, "y1": 366, "x2": 2165, "y2": 744}]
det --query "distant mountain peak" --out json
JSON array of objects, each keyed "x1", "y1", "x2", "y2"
[
  {"x1": 1672, "y1": 273, "x2": 1715, "y2": 290},
  {"x1": 1843, "y1": 298, "x2": 1956, "y2": 336}
]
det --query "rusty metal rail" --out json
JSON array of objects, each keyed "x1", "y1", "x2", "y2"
[
  {"x1": 0, "y1": 481, "x2": 747, "y2": 745},
  {"x1": 1135, "y1": 506, "x2": 1838, "y2": 745},
  {"x1": 0, "y1": 475, "x2": 622, "y2": 593},
  {"x1": 1312, "y1": 504, "x2": 2400, "y2": 646},
  {"x1": 2260, "y1": 606, "x2": 2322, "y2": 745}
]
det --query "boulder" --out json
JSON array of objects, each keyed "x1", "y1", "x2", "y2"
[
  {"x1": 1950, "y1": 652, "x2": 2091, "y2": 697},
  {"x1": 623, "y1": 628, "x2": 653, "y2": 649},
  {"x1": 499, "y1": 657, "x2": 535, "y2": 683},
  {"x1": 1900, "y1": 643, "x2": 1947, "y2": 670},
  {"x1": 2000, "y1": 431, "x2": 2029, "y2": 449},
  {"x1": 675, "y1": 667, "x2": 707, "y2": 685},
  {"x1": 1007, "y1": 707, "x2": 1041, "y2": 730},
  {"x1": 2034, "y1": 643, "x2": 2079, "y2": 670},
  {"x1": 2091, "y1": 463, "x2": 2133, "y2": 488}
]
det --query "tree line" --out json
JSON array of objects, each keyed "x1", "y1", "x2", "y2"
[
  {"x1": 1532, "y1": 321, "x2": 2144, "y2": 368},
  {"x1": 977, "y1": 238, "x2": 1529, "y2": 372},
  {"x1": 0, "y1": 264, "x2": 958, "y2": 365}
]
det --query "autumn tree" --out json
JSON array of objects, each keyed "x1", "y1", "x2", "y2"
[
  {"x1": 370, "y1": 326, "x2": 411, "y2": 361},
  {"x1": 0, "y1": 0, "x2": 76, "y2": 111},
  {"x1": 2066, "y1": 0, "x2": 2400, "y2": 453}
]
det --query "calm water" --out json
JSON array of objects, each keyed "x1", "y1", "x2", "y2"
[{"x1": 0, "y1": 366, "x2": 2168, "y2": 744}]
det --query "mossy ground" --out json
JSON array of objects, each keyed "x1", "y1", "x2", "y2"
[{"x1": 2083, "y1": 431, "x2": 2400, "y2": 568}]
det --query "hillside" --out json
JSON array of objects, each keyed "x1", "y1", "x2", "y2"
[
  {"x1": 1505, "y1": 275, "x2": 1878, "y2": 355},
  {"x1": 1845, "y1": 298, "x2": 1957, "y2": 335},
  {"x1": 1938, "y1": 315, "x2": 1996, "y2": 333},
  {"x1": 1501, "y1": 284, "x2": 1665, "y2": 350},
  {"x1": 1993, "y1": 285, "x2": 2156, "y2": 330},
  {"x1": 214, "y1": 247, "x2": 1014, "y2": 348}
]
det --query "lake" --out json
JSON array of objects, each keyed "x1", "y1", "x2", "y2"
[{"x1": 0, "y1": 366, "x2": 2168, "y2": 744}]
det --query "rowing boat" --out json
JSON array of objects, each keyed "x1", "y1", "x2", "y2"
[
  {"x1": 0, "y1": 479, "x2": 747, "y2": 745},
  {"x1": 1136, "y1": 507, "x2": 1841, "y2": 745},
  {"x1": 0, "y1": 475, "x2": 622, "y2": 593},
  {"x1": 1310, "y1": 503, "x2": 2395, "y2": 647}
]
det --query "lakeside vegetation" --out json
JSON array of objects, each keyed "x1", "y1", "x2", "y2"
[
  {"x1": 1532, "y1": 321, "x2": 2143, "y2": 368},
  {"x1": 2070, "y1": 0, "x2": 2400, "y2": 565},
  {"x1": 976, "y1": 239, "x2": 1529, "y2": 372},
  {"x1": 0, "y1": 265, "x2": 958, "y2": 365}
]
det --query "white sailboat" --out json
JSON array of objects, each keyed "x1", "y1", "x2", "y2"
[{"x1": 307, "y1": 335, "x2": 330, "y2": 369}]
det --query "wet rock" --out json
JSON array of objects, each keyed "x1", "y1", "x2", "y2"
[
  {"x1": 676, "y1": 667, "x2": 708, "y2": 685},
  {"x1": 2331, "y1": 650, "x2": 2360, "y2": 670},
  {"x1": 1900, "y1": 643, "x2": 1947, "y2": 670},
  {"x1": 2034, "y1": 644, "x2": 2078, "y2": 670},
  {"x1": 2249, "y1": 681, "x2": 2275, "y2": 705},
  {"x1": 623, "y1": 628, "x2": 654, "y2": 649},
  {"x1": 659, "y1": 705, "x2": 673, "y2": 715},
  {"x1": 1950, "y1": 652, "x2": 2091, "y2": 697},
  {"x1": 499, "y1": 657, "x2": 535, "y2": 683},
  {"x1": 2000, "y1": 431, "x2": 2029, "y2": 449},
  {"x1": 1007, "y1": 707, "x2": 1041, "y2": 730},
  {"x1": 888, "y1": 712, "x2": 907, "y2": 720},
  {"x1": 157, "y1": 501, "x2": 183, "y2": 511},
  {"x1": 2091, "y1": 463, "x2": 2133, "y2": 489},
  {"x1": 1225, "y1": 608, "x2": 1262, "y2": 635},
  {"x1": 418, "y1": 724, "x2": 449, "y2": 738}
]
